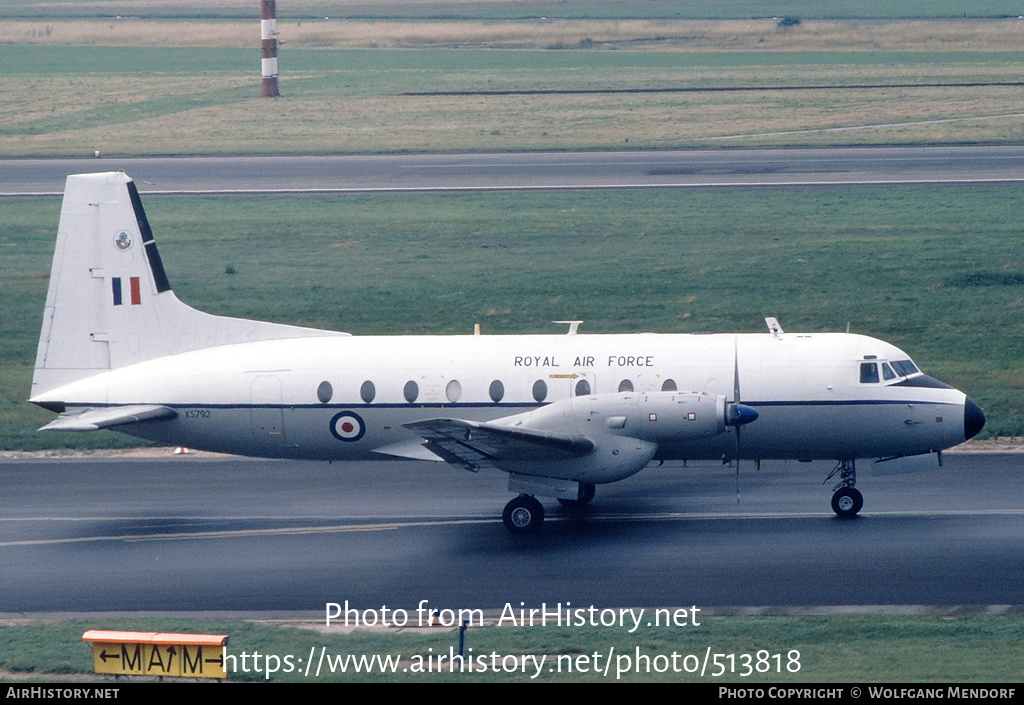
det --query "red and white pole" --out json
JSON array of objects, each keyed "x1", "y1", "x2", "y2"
[{"x1": 261, "y1": 0, "x2": 279, "y2": 97}]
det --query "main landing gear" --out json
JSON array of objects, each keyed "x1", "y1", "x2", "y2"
[
  {"x1": 503, "y1": 483, "x2": 596, "y2": 533},
  {"x1": 503, "y1": 495, "x2": 545, "y2": 534},
  {"x1": 825, "y1": 459, "x2": 863, "y2": 518}
]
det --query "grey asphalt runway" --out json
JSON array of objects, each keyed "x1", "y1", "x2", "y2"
[
  {"x1": 1, "y1": 453, "x2": 1020, "y2": 614},
  {"x1": 3, "y1": 146, "x2": 1024, "y2": 196}
]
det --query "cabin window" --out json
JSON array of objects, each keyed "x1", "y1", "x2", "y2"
[
  {"x1": 860, "y1": 362, "x2": 879, "y2": 384},
  {"x1": 360, "y1": 380, "x2": 375, "y2": 404},
  {"x1": 404, "y1": 380, "x2": 419, "y2": 403},
  {"x1": 532, "y1": 379, "x2": 548, "y2": 402},
  {"x1": 489, "y1": 380, "x2": 504, "y2": 403},
  {"x1": 446, "y1": 379, "x2": 462, "y2": 403},
  {"x1": 618, "y1": 379, "x2": 634, "y2": 393},
  {"x1": 661, "y1": 379, "x2": 677, "y2": 392},
  {"x1": 881, "y1": 362, "x2": 896, "y2": 381},
  {"x1": 575, "y1": 379, "x2": 591, "y2": 397},
  {"x1": 317, "y1": 381, "x2": 333, "y2": 404}
]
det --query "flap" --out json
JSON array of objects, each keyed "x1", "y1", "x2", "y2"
[{"x1": 404, "y1": 418, "x2": 594, "y2": 469}]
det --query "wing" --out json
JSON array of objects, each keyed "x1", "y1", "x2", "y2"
[
  {"x1": 403, "y1": 418, "x2": 594, "y2": 470},
  {"x1": 38, "y1": 405, "x2": 177, "y2": 432}
]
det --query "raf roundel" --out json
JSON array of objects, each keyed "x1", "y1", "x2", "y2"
[{"x1": 330, "y1": 411, "x2": 366, "y2": 442}]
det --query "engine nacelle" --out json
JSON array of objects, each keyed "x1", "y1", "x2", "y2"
[
  {"x1": 501, "y1": 390, "x2": 732, "y2": 443},
  {"x1": 573, "y1": 390, "x2": 730, "y2": 443}
]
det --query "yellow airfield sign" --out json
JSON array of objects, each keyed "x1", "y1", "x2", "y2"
[{"x1": 82, "y1": 630, "x2": 228, "y2": 679}]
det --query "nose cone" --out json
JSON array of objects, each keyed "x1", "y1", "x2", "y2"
[{"x1": 964, "y1": 397, "x2": 985, "y2": 441}]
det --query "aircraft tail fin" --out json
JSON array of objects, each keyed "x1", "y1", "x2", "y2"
[{"x1": 32, "y1": 171, "x2": 342, "y2": 402}]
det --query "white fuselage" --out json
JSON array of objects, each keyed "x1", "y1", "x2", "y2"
[{"x1": 39, "y1": 330, "x2": 969, "y2": 465}]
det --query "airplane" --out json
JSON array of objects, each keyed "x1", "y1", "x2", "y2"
[{"x1": 30, "y1": 171, "x2": 986, "y2": 533}]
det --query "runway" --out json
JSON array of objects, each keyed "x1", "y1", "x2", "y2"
[
  {"x1": 4, "y1": 145, "x2": 1024, "y2": 196},
  {"x1": 1, "y1": 453, "x2": 1020, "y2": 614}
]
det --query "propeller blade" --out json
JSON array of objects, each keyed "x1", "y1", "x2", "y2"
[
  {"x1": 733, "y1": 338, "x2": 741, "y2": 405},
  {"x1": 728, "y1": 338, "x2": 760, "y2": 502},
  {"x1": 734, "y1": 338, "x2": 741, "y2": 502}
]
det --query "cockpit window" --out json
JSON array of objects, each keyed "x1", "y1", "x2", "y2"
[
  {"x1": 881, "y1": 362, "x2": 896, "y2": 380},
  {"x1": 891, "y1": 359, "x2": 919, "y2": 377},
  {"x1": 860, "y1": 362, "x2": 879, "y2": 384}
]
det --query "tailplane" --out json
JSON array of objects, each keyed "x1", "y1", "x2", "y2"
[{"x1": 32, "y1": 171, "x2": 343, "y2": 402}]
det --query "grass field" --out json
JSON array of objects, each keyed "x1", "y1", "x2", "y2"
[
  {"x1": 3, "y1": 46, "x2": 1024, "y2": 155},
  {"x1": 2, "y1": 614, "x2": 1023, "y2": 682},
  {"x1": 3, "y1": 186, "x2": 1022, "y2": 450},
  {"x1": 5, "y1": 0, "x2": 1024, "y2": 20},
  {"x1": 3, "y1": 17, "x2": 1024, "y2": 155},
  {"x1": 7, "y1": 18, "x2": 1024, "y2": 51}
]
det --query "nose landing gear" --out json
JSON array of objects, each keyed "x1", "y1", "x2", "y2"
[
  {"x1": 831, "y1": 485, "x2": 864, "y2": 517},
  {"x1": 825, "y1": 459, "x2": 863, "y2": 518}
]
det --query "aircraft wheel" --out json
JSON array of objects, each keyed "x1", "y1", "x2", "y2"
[
  {"x1": 557, "y1": 483, "x2": 596, "y2": 507},
  {"x1": 503, "y1": 495, "x2": 544, "y2": 534},
  {"x1": 831, "y1": 487, "x2": 863, "y2": 518}
]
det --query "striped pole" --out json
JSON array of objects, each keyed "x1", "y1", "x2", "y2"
[{"x1": 261, "y1": 0, "x2": 279, "y2": 97}]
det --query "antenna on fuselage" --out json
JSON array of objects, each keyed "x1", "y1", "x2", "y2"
[{"x1": 553, "y1": 321, "x2": 582, "y2": 335}]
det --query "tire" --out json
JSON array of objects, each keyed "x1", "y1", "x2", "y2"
[
  {"x1": 503, "y1": 495, "x2": 544, "y2": 534},
  {"x1": 831, "y1": 487, "x2": 863, "y2": 518}
]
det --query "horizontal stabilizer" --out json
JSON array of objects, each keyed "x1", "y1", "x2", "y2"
[
  {"x1": 38, "y1": 404, "x2": 177, "y2": 432},
  {"x1": 404, "y1": 418, "x2": 594, "y2": 469}
]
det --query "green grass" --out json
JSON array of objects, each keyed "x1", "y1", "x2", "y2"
[
  {"x1": 3, "y1": 185, "x2": 1022, "y2": 450},
  {"x1": 4, "y1": 44, "x2": 1024, "y2": 155},
  {"x1": 4, "y1": 0, "x2": 1024, "y2": 20},
  {"x1": 1, "y1": 615, "x2": 1022, "y2": 682},
  {"x1": 9, "y1": 45, "x2": 1024, "y2": 76}
]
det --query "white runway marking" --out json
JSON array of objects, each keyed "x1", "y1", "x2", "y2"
[{"x1": 5, "y1": 508, "x2": 1023, "y2": 547}]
